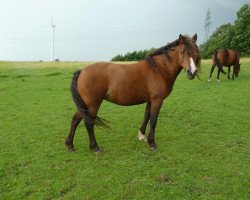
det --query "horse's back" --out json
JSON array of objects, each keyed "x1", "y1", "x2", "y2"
[
  {"x1": 226, "y1": 50, "x2": 240, "y2": 66},
  {"x1": 214, "y1": 49, "x2": 240, "y2": 66}
]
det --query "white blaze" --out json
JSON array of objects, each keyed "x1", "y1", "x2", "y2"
[{"x1": 190, "y1": 58, "x2": 197, "y2": 74}]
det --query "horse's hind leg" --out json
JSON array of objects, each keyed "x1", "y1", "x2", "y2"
[
  {"x1": 217, "y1": 69, "x2": 221, "y2": 82},
  {"x1": 84, "y1": 103, "x2": 102, "y2": 153},
  {"x1": 84, "y1": 121, "x2": 100, "y2": 152},
  {"x1": 65, "y1": 111, "x2": 83, "y2": 151},
  {"x1": 138, "y1": 102, "x2": 151, "y2": 141},
  {"x1": 208, "y1": 64, "x2": 216, "y2": 82}
]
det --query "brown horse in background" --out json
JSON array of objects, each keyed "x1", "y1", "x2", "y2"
[
  {"x1": 65, "y1": 34, "x2": 201, "y2": 153},
  {"x1": 208, "y1": 49, "x2": 241, "y2": 82}
]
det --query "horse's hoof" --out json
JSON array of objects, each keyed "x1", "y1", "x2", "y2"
[
  {"x1": 216, "y1": 79, "x2": 220, "y2": 83},
  {"x1": 149, "y1": 142, "x2": 157, "y2": 151},
  {"x1": 65, "y1": 143, "x2": 75, "y2": 152},
  {"x1": 138, "y1": 131, "x2": 147, "y2": 142},
  {"x1": 94, "y1": 149, "x2": 102, "y2": 155},
  {"x1": 207, "y1": 78, "x2": 211, "y2": 83},
  {"x1": 90, "y1": 145, "x2": 102, "y2": 154},
  {"x1": 150, "y1": 146, "x2": 157, "y2": 151},
  {"x1": 67, "y1": 147, "x2": 75, "y2": 152}
]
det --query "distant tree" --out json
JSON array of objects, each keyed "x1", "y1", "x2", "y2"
[
  {"x1": 230, "y1": 4, "x2": 250, "y2": 55},
  {"x1": 200, "y1": 4, "x2": 250, "y2": 58},
  {"x1": 111, "y1": 54, "x2": 122, "y2": 61},
  {"x1": 200, "y1": 23, "x2": 233, "y2": 58}
]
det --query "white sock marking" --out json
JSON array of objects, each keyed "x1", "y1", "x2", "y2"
[{"x1": 138, "y1": 131, "x2": 147, "y2": 142}]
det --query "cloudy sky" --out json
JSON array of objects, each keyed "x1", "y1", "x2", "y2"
[{"x1": 0, "y1": 0, "x2": 249, "y2": 61}]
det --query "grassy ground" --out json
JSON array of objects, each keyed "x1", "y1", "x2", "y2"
[{"x1": 0, "y1": 59, "x2": 249, "y2": 199}]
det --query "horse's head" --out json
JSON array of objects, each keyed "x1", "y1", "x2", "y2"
[
  {"x1": 234, "y1": 63, "x2": 241, "y2": 77},
  {"x1": 178, "y1": 34, "x2": 201, "y2": 80}
]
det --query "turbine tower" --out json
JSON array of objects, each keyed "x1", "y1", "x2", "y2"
[{"x1": 51, "y1": 16, "x2": 56, "y2": 62}]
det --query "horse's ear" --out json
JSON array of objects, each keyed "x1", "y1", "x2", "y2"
[
  {"x1": 179, "y1": 34, "x2": 184, "y2": 44},
  {"x1": 192, "y1": 33, "x2": 197, "y2": 42}
]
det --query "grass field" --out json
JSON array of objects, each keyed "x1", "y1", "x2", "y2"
[{"x1": 0, "y1": 59, "x2": 249, "y2": 199}]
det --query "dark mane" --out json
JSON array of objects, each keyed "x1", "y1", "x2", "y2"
[
  {"x1": 149, "y1": 39, "x2": 179, "y2": 57},
  {"x1": 145, "y1": 35, "x2": 201, "y2": 68}
]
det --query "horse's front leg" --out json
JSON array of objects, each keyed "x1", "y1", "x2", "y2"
[
  {"x1": 208, "y1": 64, "x2": 216, "y2": 82},
  {"x1": 232, "y1": 66, "x2": 235, "y2": 80},
  {"x1": 228, "y1": 66, "x2": 231, "y2": 79},
  {"x1": 138, "y1": 102, "x2": 151, "y2": 141},
  {"x1": 147, "y1": 100, "x2": 163, "y2": 150}
]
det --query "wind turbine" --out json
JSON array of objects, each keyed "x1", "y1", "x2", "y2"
[{"x1": 51, "y1": 16, "x2": 56, "y2": 62}]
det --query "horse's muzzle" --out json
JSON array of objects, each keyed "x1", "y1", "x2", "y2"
[{"x1": 186, "y1": 68, "x2": 197, "y2": 80}]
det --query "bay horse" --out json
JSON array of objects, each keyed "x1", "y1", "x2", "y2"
[
  {"x1": 65, "y1": 34, "x2": 201, "y2": 153},
  {"x1": 208, "y1": 49, "x2": 241, "y2": 82}
]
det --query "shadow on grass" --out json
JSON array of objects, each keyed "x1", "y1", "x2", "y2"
[{"x1": 44, "y1": 72, "x2": 62, "y2": 77}]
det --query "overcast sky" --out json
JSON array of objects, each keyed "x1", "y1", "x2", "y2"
[{"x1": 0, "y1": 0, "x2": 249, "y2": 61}]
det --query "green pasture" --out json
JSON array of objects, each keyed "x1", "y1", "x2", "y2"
[{"x1": 0, "y1": 60, "x2": 249, "y2": 199}]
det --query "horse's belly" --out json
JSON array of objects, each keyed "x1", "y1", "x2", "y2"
[{"x1": 104, "y1": 89, "x2": 148, "y2": 106}]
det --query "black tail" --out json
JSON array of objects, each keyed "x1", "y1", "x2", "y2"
[
  {"x1": 70, "y1": 70, "x2": 108, "y2": 127},
  {"x1": 214, "y1": 51, "x2": 226, "y2": 74}
]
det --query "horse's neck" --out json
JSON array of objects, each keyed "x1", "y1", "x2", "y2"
[{"x1": 156, "y1": 52, "x2": 182, "y2": 86}]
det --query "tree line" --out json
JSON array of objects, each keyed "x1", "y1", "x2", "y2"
[
  {"x1": 111, "y1": 48, "x2": 155, "y2": 61},
  {"x1": 111, "y1": 4, "x2": 250, "y2": 61}
]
